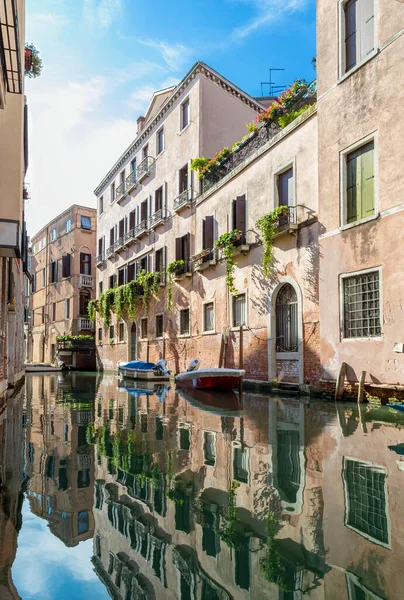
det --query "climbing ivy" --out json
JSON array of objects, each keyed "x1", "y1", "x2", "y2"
[
  {"x1": 166, "y1": 260, "x2": 185, "y2": 310},
  {"x1": 256, "y1": 206, "x2": 290, "y2": 276},
  {"x1": 137, "y1": 270, "x2": 160, "y2": 313},
  {"x1": 214, "y1": 229, "x2": 241, "y2": 294}
]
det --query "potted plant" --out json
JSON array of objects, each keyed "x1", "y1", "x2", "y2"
[{"x1": 24, "y1": 43, "x2": 43, "y2": 78}]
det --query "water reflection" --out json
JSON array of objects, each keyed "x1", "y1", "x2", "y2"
[{"x1": 2, "y1": 373, "x2": 404, "y2": 599}]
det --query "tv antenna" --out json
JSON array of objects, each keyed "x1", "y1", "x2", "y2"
[{"x1": 260, "y1": 68, "x2": 286, "y2": 97}]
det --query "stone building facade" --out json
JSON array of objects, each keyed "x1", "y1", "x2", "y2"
[
  {"x1": 29, "y1": 204, "x2": 97, "y2": 368},
  {"x1": 0, "y1": 0, "x2": 30, "y2": 400}
]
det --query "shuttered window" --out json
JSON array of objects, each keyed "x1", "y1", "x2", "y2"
[
  {"x1": 80, "y1": 253, "x2": 91, "y2": 275},
  {"x1": 346, "y1": 141, "x2": 375, "y2": 223},
  {"x1": 344, "y1": 0, "x2": 375, "y2": 73},
  {"x1": 155, "y1": 186, "x2": 163, "y2": 212},
  {"x1": 232, "y1": 195, "x2": 246, "y2": 231},
  {"x1": 175, "y1": 233, "x2": 190, "y2": 261},
  {"x1": 140, "y1": 199, "x2": 148, "y2": 222},
  {"x1": 127, "y1": 262, "x2": 136, "y2": 282},
  {"x1": 202, "y1": 216, "x2": 214, "y2": 250},
  {"x1": 277, "y1": 167, "x2": 294, "y2": 207},
  {"x1": 155, "y1": 314, "x2": 164, "y2": 338},
  {"x1": 50, "y1": 261, "x2": 58, "y2": 283},
  {"x1": 62, "y1": 254, "x2": 71, "y2": 278},
  {"x1": 141, "y1": 318, "x2": 148, "y2": 339}
]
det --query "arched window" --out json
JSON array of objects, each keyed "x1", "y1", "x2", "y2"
[{"x1": 276, "y1": 284, "x2": 298, "y2": 352}]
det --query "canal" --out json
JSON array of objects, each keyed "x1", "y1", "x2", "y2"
[{"x1": 1, "y1": 372, "x2": 403, "y2": 599}]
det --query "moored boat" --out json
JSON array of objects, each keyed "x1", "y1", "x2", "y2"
[
  {"x1": 175, "y1": 359, "x2": 245, "y2": 391},
  {"x1": 25, "y1": 362, "x2": 67, "y2": 373},
  {"x1": 118, "y1": 359, "x2": 170, "y2": 381},
  {"x1": 177, "y1": 386, "x2": 243, "y2": 416}
]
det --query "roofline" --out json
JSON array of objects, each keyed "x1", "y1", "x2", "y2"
[
  {"x1": 30, "y1": 204, "x2": 96, "y2": 241},
  {"x1": 93, "y1": 61, "x2": 265, "y2": 196},
  {"x1": 142, "y1": 85, "x2": 177, "y2": 123}
]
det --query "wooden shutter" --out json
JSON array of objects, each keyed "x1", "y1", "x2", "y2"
[
  {"x1": 346, "y1": 150, "x2": 358, "y2": 223},
  {"x1": 162, "y1": 245, "x2": 167, "y2": 271},
  {"x1": 176, "y1": 237, "x2": 182, "y2": 261},
  {"x1": 360, "y1": 0, "x2": 374, "y2": 60},
  {"x1": 360, "y1": 141, "x2": 375, "y2": 219},
  {"x1": 345, "y1": 0, "x2": 357, "y2": 71},
  {"x1": 184, "y1": 233, "x2": 191, "y2": 260},
  {"x1": 234, "y1": 195, "x2": 246, "y2": 231},
  {"x1": 203, "y1": 216, "x2": 214, "y2": 249},
  {"x1": 80, "y1": 253, "x2": 84, "y2": 274}
]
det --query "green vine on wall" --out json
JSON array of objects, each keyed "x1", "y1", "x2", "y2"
[
  {"x1": 214, "y1": 229, "x2": 241, "y2": 294},
  {"x1": 166, "y1": 260, "x2": 184, "y2": 310},
  {"x1": 137, "y1": 270, "x2": 160, "y2": 313},
  {"x1": 88, "y1": 300, "x2": 97, "y2": 323},
  {"x1": 256, "y1": 206, "x2": 289, "y2": 277}
]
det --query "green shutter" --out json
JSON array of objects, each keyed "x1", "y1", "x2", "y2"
[
  {"x1": 346, "y1": 152, "x2": 359, "y2": 223},
  {"x1": 360, "y1": 141, "x2": 375, "y2": 219}
]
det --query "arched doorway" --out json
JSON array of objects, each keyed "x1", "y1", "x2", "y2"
[
  {"x1": 268, "y1": 279, "x2": 303, "y2": 384},
  {"x1": 129, "y1": 323, "x2": 137, "y2": 360}
]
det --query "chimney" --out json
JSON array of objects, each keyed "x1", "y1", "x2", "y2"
[{"x1": 137, "y1": 116, "x2": 145, "y2": 135}]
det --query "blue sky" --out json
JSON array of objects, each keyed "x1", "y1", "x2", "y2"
[{"x1": 25, "y1": 0, "x2": 316, "y2": 235}]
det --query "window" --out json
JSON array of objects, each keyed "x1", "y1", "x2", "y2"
[
  {"x1": 98, "y1": 237, "x2": 103, "y2": 256},
  {"x1": 118, "y1": 322, "x2": 125, "y2": 342},
  {"x1": 232, "y1": 293, "x2": 246, "y2": 327},
  {"x1": 155, "y1": 247, "x2": 165, "y2": 275},
  {"x1": 50, "y1": 260, "x2": 58, "y2": 283},
  {"x1": 110, "y1": 182, "x2": 115, "y2": 203},
  {"x1": 77, "y1": 511, "x2": 89, "y2": 535},
  {"x1": 233, "y1": 446, "x2": 249, "y2": 483},
  {"x1": 179, "y1": 164, "x2": 188, "y2": 193},
  {"x1": 179, "y1": 426, "x2": 191, "y2": 450},
  {"x1": 99, "y1": 195, "x2": 104, "y2": 214},
  {"x1": 41, "y1": 306, "x2": 45, "y2": 324},
  {"x1": 141, "y1": 317, "x2": 148, "y2": 339},
  {"x1": 31, "y1": 272, "x2": 36, "y2": 292},
  {"x1": 232, "y1": 194, "x2": 246, "y2": 231},
  {"x1": 118, "y1": 218, "x2": 125, "y2": 239},
  {"x1": 52, "y1": 303, "x2": 56, "y2": 322},
  {"x1": 109, "y1": 274, "x2": 116, "y2": 289},
  {"x1": 65, "y1": 298, "x2": 70, "y2": 319},
  {"x1": 155, "y1": 416, "x2": 164, "y2": 441},
  {"x1": 66, "y1": 219, "x2": 71, "y2": 233},
  {"x1": 202, "y1": 215, "x2": 215, "y2": 250},
  {"x1": 203, "y1": 302, "x2": 215, "y2": 332},
  {"x1": 344, "y1": 140, "x2": 375, "y2": 224},
  {"x1": 343, "y1": 458, "x2": 389, "y2": 546},
  {"x1": 98, "y1": 327, "x2": 102, "y2": 343},
  {"x1": 343, "y1": 0, "x2": 375, "y2": 74},
  {"x1": 79, "y1": 292, "x2": 90, "y2": 316},
  {"x1": 276, "y1": 166, "x2": 294, "y2": 207},
  {"x1": 109, "y1": 325, "x2": 114, "y2": 341},
  {"x1": 99, "y1": 281, "x2": 103, "y2": 295},
  {"x1": 342, "y1": 269, "x2": 381, "y2": 338},
  {"x1": 81, "y1": 215, "x2": 92, "y2": 230},
  {"x1": 51, "y1": 228, "x2": 57, "y2": 241},
  {"x1": 118, "y1": 267, "x2": 125, "y2": 286},
  {"x1": 155, "y1": 314, "x2": 164, "y2": 338},
  {"x1": 127, "y1": 262, "x2": 136, "y2": 282},
  {"x1": 175, "y1": 233, "x2": 190, "y2": 268},
  {"x1": 277, "y1": 429, "x2": 301, "y2": 503},
  {"x1": 42, "y1": 268, "x2": 46, "y2": 287},
  {"x1": 156, "y1": 127, "x2": 164, "y2": 155},
  {"x1": 155, "y1": 186, "x2": 163, "y2": 212},
  {"x1": 120, "y1": 169, "x2": 125, "y2": 187},
  {"x1": 203, "y1": 432, "x2": 216, "y2": 466},
  {"x1": 80, "y1": 253, "x2": 91, "y2": 275},
  {"x1": 142, "y1": 144, "x2": 149, "y2": 159},
  {"x1": 140, "y1": 199, "x2": 148, "y2": 222},
  {"x1": 140, "y1": 255, "x2": 149, "y2": 273},
  {"x1": 109, "y1": 227, "x2": 115, "y2": 247},
  {"x1": 180, "y1": 98, "x2": 190, "y2": 130},
  {"x1": 77, "y1": 468, "x2": 90, "y2": 488},
  {"x1": 62, "y1": 254, "x2": 71, "y2": 278},
  {"x1": 180, "y1": 308, "x2": 190, "y2": 335},
  {"x1": 276, "y1": 284, "x2": 298, "y2": 351},
  {"x1": 131, "y1": 158, "x2": 137, "y2": 176}
]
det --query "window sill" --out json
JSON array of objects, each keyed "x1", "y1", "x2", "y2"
[
  {"x1": 81, "y1": 228, "x2": 92, "y2": 233},
  {"x1": 155, "y1": 336, "x2": 164, "y2": 340},
  {"x1": 202, "y1": 330, "x2": 216, "y2": 336},
  {"x1": 139, "y1": 337, "x2": 148, "y2": 341},
  {"x1": 156, "y1": 149, "x2": 165, "y2": 159},
  {"x1": 340, "y1": 213, "x2": 379, "y2": 231},
  {"x1": 338, "y1": 49, "x2": 378, "y2": 84},
  {"x1": 178, "y1": 122, "x2": 191, "y2": 136},
  {"x1": 178, "y1": 333, "x2": 191, "y2": 338},
  {"x1": 341, "y1": 335, "x2": 383, "y2": 343},
  {"x1": 231, "y1": 325, "x2": 248, "y2": 332}
]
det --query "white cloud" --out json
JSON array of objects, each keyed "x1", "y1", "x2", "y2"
[
  {"x1": 27, "y1": 13, "x2": 70, "y2": 27},
  {"x1": 127, "y1": 85, "x2": 157, "y2": 111},
  {"x1": 83, "y1": 0, "x2": 122, "y2": 29},
  {"x1": 231, "y1": 0, "x2": 309, "y2": 40},
  {"x1": 138, "y1": 39, "x2": 193, "y2": 70},
  {"x1": 113, "y1": 60, "x2": 165, "y2": 85}
]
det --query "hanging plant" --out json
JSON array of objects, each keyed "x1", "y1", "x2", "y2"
[
  {"x1": 98, "y1": 289, "x2": 115, "y2": 327},
  {"x1": 124, "y1": 280, "x2": 141, "y2": 318},
  {"x1": 136, "y1": 270, "x2": 160, "y2": 313},
  {"x1": 256, "y1": 206, "x2": 290, "y2": 276},
  {"x1": 114, "y1": 285, "x2": 126, "y2": 319},
  {"x1": 166, "y1": 260, "x2": 185, "y2": 310},
  {"x1": 87, "y1": 299, "x2": 98, "y2": 323},
  {"x1": 214, "y1": 230, "x2": 241, "y2": 294},
  {"x1": 24, "y1": 43, "x2": 43, "y2": 78},
  {"x1": 260, "y1": 512, "x2": 288, "y2": 589}
]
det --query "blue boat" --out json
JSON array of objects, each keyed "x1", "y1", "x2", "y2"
[
  {"x1": 387, "y1": 403, "x2": 404, "y2": 413},
  {"x1": 117, "y1": 359, "x2": 170, "y2": 382}
]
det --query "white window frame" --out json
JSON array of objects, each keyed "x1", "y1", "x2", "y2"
[
  {"x1": 140, "y1": 317, "x2": 148, "y2": 340},
  {"x1": 99, "y1": 195, "x2": 104, "y2": 215},
  {"x1": 179, "y1": 95, "x2": 191, "y2": 133},
  {"x1": 202, "y1": 300, "x2": 215, "y2": 334},
  {"x1": 339, "y1": 266, "x2": 383, "y2": 341},
  {"x1": 178, "y1": 307, "x2": 191, "y2": 337},
  {"x1": 51, "y1": 228, "x2": 57, "y2": 242},
  {"x1": 110, "y1": 182, "x2": 115, "y2": 204},
  {"x1": 155, "y1": 313, "x2": 164, "y2": 339},
  {"x1": 338, "y1": 0, "x2": 378, "y2": 81},
  {"x1": 231, "y1": 291, "x2": 248, "y2": 330},
  {"x1": 273, "y1": 158, "x2": 296, "y2": 209},
  {"x1": 232, "y1": 442, "x2": 250, "y2": 485},
  {"x1": 339, "y1": 132, "x2": 378, "y2": 229},
  {"x1": 156, "y1": 126, "x2": 164, "y2": 155},
  {"x1": 66, "y1": 219, "x2": 71, "y2": 233}
]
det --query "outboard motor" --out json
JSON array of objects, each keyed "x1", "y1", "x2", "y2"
[
  {"x1": 155, "y1": 359, "x2": 170, "y2": 376},
  {"x1": 186, "y1": 358, "x2": 200, "y2": 372}
]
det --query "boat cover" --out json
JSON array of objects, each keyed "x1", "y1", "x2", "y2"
[{"x1": 122, "y1": 360, "x2": 157, "y2": 370}]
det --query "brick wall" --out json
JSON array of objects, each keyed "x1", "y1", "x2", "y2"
[
  {"x1": 276, "y1": 359, "x2": 299, "y2": 383},
  {"x1": 303, "y1": 321, "x2": 321, "y2": 384}
]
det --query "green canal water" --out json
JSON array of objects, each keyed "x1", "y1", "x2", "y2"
[{"x1": 1, "y1": 372, "x2": 404, "y2": 599}]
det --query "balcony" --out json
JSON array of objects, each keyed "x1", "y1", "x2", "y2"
[
  {"x1": 78, "y1": 317, "x2": 94, "y2": 331},
  {"x1": 272, "y1": 205, "x2": 313, "y2": 238},
  {"x1": 137, "y1": 156, "x2": 155, "y2": 183},
  {"x1": 115, "y1": 236, "x2": 126, "y2": 252},
  {"x1": 57, "y1": 338, "x2": 95, "y2": 351},
  {"x1": 124, "y1": 228, "x2": 137, "y2": 246},
  {"x1": 78, "y1": 274, "x2": 94, "y2": 288},
  {"x1": 134, "y1": 219, "x2": 150, "y2": 238},
  {"x1": 174, "y1": 259, "x2": 192, "y2": 281},
  {"x1": 106, "y1": 243, "x2": 118, "y2": 259},
  {"x1": 95, "y1": 253, "x2": 105, "y2": 267},
  {"x1": 125, "y1": 170, "x2": 139, "y2": 193},
  {"x1": 192, "y1": 248, "x2": 218, "y2": 272},
  {"x1": 115, "y1": 181, "x2": 127, "y2": 203},
  {"x1": 149, "y1": 208, "x2": 169, "y2": 229},
  {"x1": 173, "y1": 188, "x2": 197, "y2": 213},
  {"x1": 216, "y1": 231, "x2": 250, "y2": 257}
]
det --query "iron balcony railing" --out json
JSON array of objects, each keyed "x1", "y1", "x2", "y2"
[
  {"x1": 57, "y1": 339, "x2": 95, "y2": 351},
  {"x1": 124, "y1": 228, "x2": 137, "y2": 245},
  {"x1": 95, "y1": 253, "x2": 105, "y2": 266},
  {"x1": 134, "y1": 219, "x2": 149, "y2": 237},
  {"x1": 149, "y1": 207, "x2": 169, "y2": 228},
  {"x1": 137, "y1": 156, "x2": 155, "y2": 182},
  {"x1": 174, "y1": 259, "x2": 192, "y2": 277},
  {"x1": 192, "y1": 248, "x2": 218, "y2": 270},
  {"x1": 115, "y1": 181, "x2": 127, "y2": 202},
  {"x1": 78, "y1": 317, "x2": 94, "y2": 331},
  {"x1": 125, "y1": 170, "x2": 138, "y2": 192},
  {"x1": 115, "y1": 236, "x2": 125, "y2": 251},
  {"x1": 106, "y1": 243, "x2": 118, "y2": 258},
  {"x1": 173, "y1": 188, "x2": 197, "y2": 212},
  {"x1": 78, "y1": 274, "x2": 94, "y2": 288}
]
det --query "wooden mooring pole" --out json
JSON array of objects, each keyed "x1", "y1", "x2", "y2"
[
  {"x1": 358, "y1": 370, "x2": 366, "y2": 403},
  {"x1": 335, "y1": 362, "x2": 346, "y2": 401}
]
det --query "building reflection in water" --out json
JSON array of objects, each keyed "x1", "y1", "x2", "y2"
[{"x1": 24, "y1": 373, "x2": 97, "y2": 547}]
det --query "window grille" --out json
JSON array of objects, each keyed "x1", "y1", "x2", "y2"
[
  {"x1": 277, "y1": 429, "x2": 301, "y2": 503},
  {"x1": 276, "y1": 284, "x2": 298, "y2": 351},
  {"x1": 343, "y1": 271, "x2": 381, "y2": 338}
]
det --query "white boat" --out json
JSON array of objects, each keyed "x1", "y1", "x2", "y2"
[
  {"x1": 25, "y1": 361, "x2": 67, "y2": 373},
  {"x1": 117, "y1": 359, "x2": 170, "y2": 381},
  {"x1": 175, "y1": 359, "x2": 245, "y2": 391}
]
